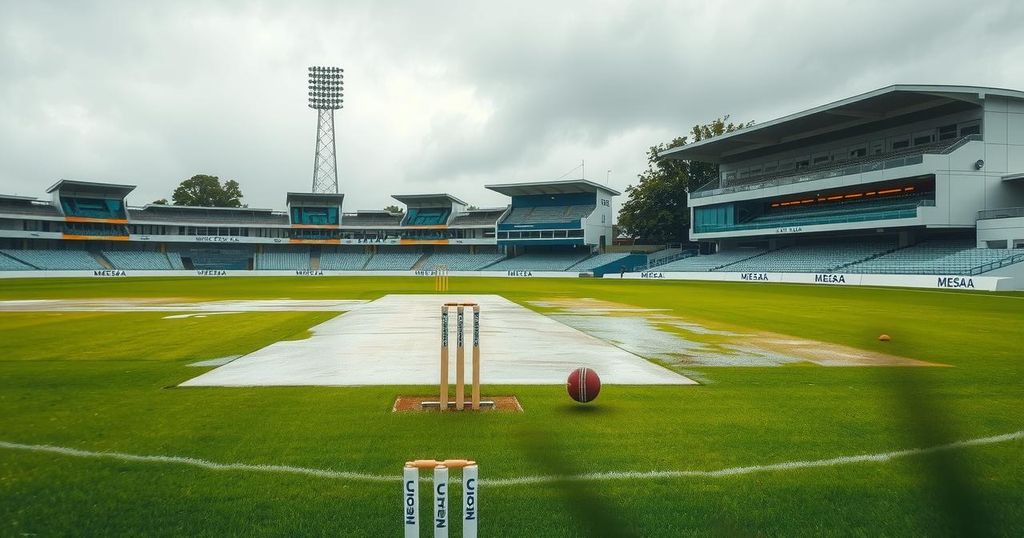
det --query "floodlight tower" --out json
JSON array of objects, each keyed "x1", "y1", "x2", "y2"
[{"x1": 307, "y1": 66, "x2": 344, "y2": 193}]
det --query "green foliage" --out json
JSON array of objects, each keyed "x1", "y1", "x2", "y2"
[
  {"x1": 618, "y1": 116, "x2": 752, "y2": 243},
  {"x1": 383, "y1": 204, "x2": 404, "y2": 215},
  {"x1": 151, "y1": 198, "x2": 168, "y2": 205},
  {"x1": 171, "y1": 174, "x2": 245, "y2": 207}
]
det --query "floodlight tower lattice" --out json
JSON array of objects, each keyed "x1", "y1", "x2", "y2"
[{"x1": 308, "y1": 66, "x2": 344, "y2": 194}]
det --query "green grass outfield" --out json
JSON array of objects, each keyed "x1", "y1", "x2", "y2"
[{"x1": 0, "y1": 277, "x2": 1021, "y2": 536}]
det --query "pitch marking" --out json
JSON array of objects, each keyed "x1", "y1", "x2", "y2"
[{"x1": 1, "y1": 430, "x2": 1020, "y2": 487}]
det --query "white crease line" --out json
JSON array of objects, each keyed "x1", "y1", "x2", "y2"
[
  {"x1": 2, "y1": 430, "x2": 1021, "y2": 487},
  {"x1": 0, "y1": 441, "x2": 397, "y2": 483},
  {"x1": 484, "y1": 430, "x2": 1024, "y2": 486}
]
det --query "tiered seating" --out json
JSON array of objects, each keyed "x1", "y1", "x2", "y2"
[
  {"x1": 650, "y1": 249, "x2": 765, "y2": 272},
  {"x1": 844, "y1": 240, "x2": 1018, "y2": 274},
  {"x1": 568, "y1": 253, "x2": 632, "y2": 272},
  {"x1": 0, "y1": 249, "x2": 103, "y2": 270},
  {"x1": 363, "y1": 251, "x2": 423, "y2": 270},
  {"x1": 102, "y1": 250, "x2": 174, "y2": 270},
  {"x1": 450, "y1": 211, "x2": 504, "y2": 226},
  {"x1": 487, "y1": 251, "x2": 591, "y2": 271},
  {"x1": 255, "y1": 251, "x2": 310, "y2": 270},
  {"x1": 183, "y1": 249, "x2": 251, "y2": 270},
  {"x1": 0, "y1": 253, "x2": 34, "y2": 270},
  {"x1": 502, "y1": 205, "x2": 595, "y2": 225},
  {"x1": 564, "y1": 205, "x2": 595, "y2": 219},
  {"x1": 319, "y1": 252, "x2": 372, "y2": 270},
  {"x1": 167, "y1": 252, "x2": 185, "y2": 270},
  {"x1": 726, "y1": 241, "x2": 896, "y2": 273},
  {"x1": 419, "y1": 251, "x2": 506, "y2": 271}
]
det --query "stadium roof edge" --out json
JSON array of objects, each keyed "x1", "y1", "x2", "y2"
[
  {"x1": 661, "y1": 84, "x2": 1024, "y2": 163},
  {"x1": 391, "y1": 193, "x2": 468, "y2": 207},
  {"x1": 138, "y1": 204, "x2": 278, "y2": 213},
  {"x1": 0, "y1": 194, "x2": 38, "y2": 202},
  {"x1": 485, "y1": 179, "x2": 620, "y2": 197},
  {"x1": 286, "y1": 192, "x2": 345, "y2": 205},
  {"x1": 46, "y1": 179, "x2": 136, "y2": 196}
]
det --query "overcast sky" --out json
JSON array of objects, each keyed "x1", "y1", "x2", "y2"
[{"x1": 2, "y1": 1, "x2": 1023, "y2": 216}]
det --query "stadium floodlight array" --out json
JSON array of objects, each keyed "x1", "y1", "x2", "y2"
[
  {"x1": 307, "y1": 66, "x2": 344, "y2": 110},
  {"x1": 307, "y1": 65, "x2": 344, "y2": 194}
]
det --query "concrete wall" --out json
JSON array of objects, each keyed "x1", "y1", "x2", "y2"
[
  {"x1": 977, "y1": 216, "x2": 1024, "y2": 248},
  {"x1": 584, "y1": 194, "x2": 614, "y2": 250}
]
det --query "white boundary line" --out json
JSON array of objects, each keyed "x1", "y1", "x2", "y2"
[{"x1": 2, "y1": 430, "x2": 1021, "y2": 487}]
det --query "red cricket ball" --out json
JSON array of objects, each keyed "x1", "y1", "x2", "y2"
[{"x1": 566, "y1": 367, "x2": 601, "y2": 403}]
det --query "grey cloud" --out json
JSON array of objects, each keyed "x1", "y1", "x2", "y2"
[{"x1": 1, "y1": 0, "x2": 1023, "y2": 213}]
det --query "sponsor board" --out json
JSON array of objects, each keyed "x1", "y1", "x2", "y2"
[
  {"x1": 195, "y1": 236, "x2": 241, "y2": 243},
  {"x1": 936, "y1": 276, "x2": 975, "y2": 289},
  {"x1": 0, "y1": 269, "x2": 1013, "y2": 289},
  {"x1": 93, "y1": 270, "x2": 127, "y2": 277},
  {"x1": 606, "y1": 271, "x2": 1008, "y2": 291}
]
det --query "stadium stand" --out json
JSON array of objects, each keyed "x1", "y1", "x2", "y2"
[
  {"x1": 487, "y1": 251, "x2": 591, "y2": 271},
  {"x1": 501, "y1": 204, "x2": 595, "y2": 225},
  {"x1": 0, "y1": 198, "x2": 61, "y2": 217},
  {"x1": 128, "y1": 207, "x2": 289, "y2": 225},
  {"x1": 725, "y1": 240, "x2": 897, "y2": 273},
  {"x1": 255, "y1": 251, "x2": 311, "y2": 270},
  {"x1": 842, "y1": 240, "x2": 1020, "y2": 274},
  {"x1": 696, "y1": 192, "x2": 930, "y2": 233},
  {"x1": 450, "y1": 210, "x2": 504, "y2": 226},
  {"x1": 567, "y1": 253, "x2": 633, "y2": 272},
  {"x1": 650, "y1": 249, "x2": 766, "y2": 271},
  {"x1": 0, "y1": 252, "x2": 34, "y2": 270},
  {"x1": 102, "y1": 250, "x2": 176, "y2": 270},
  {"x1": 167, "y1": 252, "x2": 185, "y2": 270},
  {"x1": 1, "y1": 249, "x2": 104, "y2": 270},
  {"x1": 404, "y1": 208, "x2": 450, "y2": 226},
  {"x1": 319, "y1": 252, "x2": 372, "y2": 270},
  {"x1": 691, "y1": 136, "x2": 970, "y2": 198},
  {"x1": 419, "y1": 251, "x2": 507, "y2": 271},
  {"x1": 180, "y1": 249, "x2": 251, "y2": 270},
  {"x1": 61, "y1": 197, "x2": 125, "y2": 219},
  {"x1": 363, "y1": 250, "x2": 423, "y2": 270}
]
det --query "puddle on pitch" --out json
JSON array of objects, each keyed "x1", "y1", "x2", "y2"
[{"x1": 529, "y1": 298, "x2": 940, "y2": 367}]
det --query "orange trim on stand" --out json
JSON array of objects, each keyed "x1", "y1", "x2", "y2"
[
  {"x1": 62, "y1": 234, "x2": 130, "y2": 241},
  {"x1": 399, "y1": 239, "x2": 450, "y2": 245},
  {"x1": 288, "y1": 238, "x2": 341, "y2": 245},
  {"x1": 64, "y1": 217, "x2": 129, "y2": 224}
]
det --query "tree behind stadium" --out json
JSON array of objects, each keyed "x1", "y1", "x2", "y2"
[
  {"x1": 618, "y1": 116, "x2": 751, "y2": 243},
  {"x1": 171, "y1": 175, "x2": 245, "y2": 207}
]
